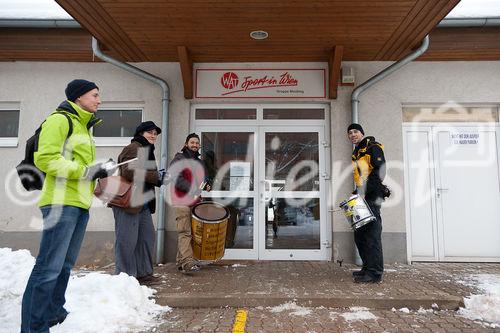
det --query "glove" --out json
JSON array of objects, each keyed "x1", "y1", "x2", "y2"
[
  {"x1": 158, "y1": 168, "x2": 166, "y2": 182},
  {"x1": 83, "y1": 159, "x2": 116, "y2": 181},
  {"x1": 158, "y1": 169, "x2": 170, "y2": 185}
]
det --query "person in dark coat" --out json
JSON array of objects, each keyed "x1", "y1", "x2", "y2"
[
  {"x1": 112, "y1": 121, "x2": 166, "y2": 285},
  {"x1": 347, "y1": 123, "x2": 387, "y2": 283},
  {"x1": 168, "y1": 133, "x2": 211, "y2": 274}
]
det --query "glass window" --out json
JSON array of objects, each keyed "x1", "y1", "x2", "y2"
[
  {"x1": 263, "y1": 108, "x2": 325, "y2": 119},
  {"x1": 403, "y1": 106, "x2": 499, "y2": 122},
  {"x1": 265, "y1": 198, "x2": 320, "y2": 249},
  {"x1": 201, "y1": 132, "x2": 255, "y2": 191},
  {"x1": 0, "y1": 110, "x2": 20, "y2": 137},
  {"x1": 93, "y1": 109, "x2": 142, "y2": 137},
  {"x1": 265, "y1": 132, "x2": 319, "y2": 191},
  {"x1": 196, "y1": 108, "x2": 256, "y2": 120},
  {"x1": 206, "y1": 197, "x2": 254, "y2": 249}
]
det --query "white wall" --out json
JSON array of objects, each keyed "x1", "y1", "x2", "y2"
[{"x1": 0, "y1": 61, "x2": 188, "y2": 234}]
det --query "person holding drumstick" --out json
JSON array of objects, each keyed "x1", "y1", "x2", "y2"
[
  {"x1": 169, "y1": 133, "x2": 211, "y2": 274},
  {"x1": 112, "y1": 121, "x2": 166, "y2": 286},
  {"x1": 347, "y1": 123, "x2": 388, "y2": 283}
]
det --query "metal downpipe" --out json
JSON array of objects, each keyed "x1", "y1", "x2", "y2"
[
  {"x1": 351, "y1": 35, "x2": 430, "y2": 124},
  {"x1": 349, "y1": 35, "x2": 429, "y2": 265},
  {"x1": 91, "y1": 37, "x2": 170, "y2": 263}
]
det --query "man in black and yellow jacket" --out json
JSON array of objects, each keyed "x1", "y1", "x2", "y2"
[{"x1": 347, "y1": 123, "x2": 386, "y2": 283}]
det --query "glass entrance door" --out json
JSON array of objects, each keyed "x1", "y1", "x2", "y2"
[
  {"x1": 199, "y1": 127, "x2": 259, "y2": 259},
  {"x1": 195, "y1": 104, "x2": 330, "y2": 260},
  {"x1": 258, "y1": 126, "x2": 328, "y2": 260}
]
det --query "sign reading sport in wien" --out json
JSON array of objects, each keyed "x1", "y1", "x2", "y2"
[{"x1": 195, "y1": 69, "x2": 326, "y2": 98}]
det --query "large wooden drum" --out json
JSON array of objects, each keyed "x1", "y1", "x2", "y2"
[{"x1": 191, "y1": 201, "x2": 230, "y2": 261}]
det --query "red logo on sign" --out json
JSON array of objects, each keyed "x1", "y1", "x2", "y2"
[{"x1": 220, "y1": 72, "x2": 239, "y2": 89}]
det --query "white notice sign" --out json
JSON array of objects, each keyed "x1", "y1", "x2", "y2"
[
  {"x1": 450, "y1": 132, "x2": 480, "y2": 145},
  {"x1": 229, "y1": 162, "x2": 251, "y2": 191},
  {"x1": 195, "y1": 69, "x2": 326, "y2": 98}
]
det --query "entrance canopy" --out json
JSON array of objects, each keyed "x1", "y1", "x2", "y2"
[{"x1": 53, "y1": 0, "x2": 460, "y2": 62}]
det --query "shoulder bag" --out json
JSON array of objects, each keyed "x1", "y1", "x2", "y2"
[{"x1": 93, "y1": 176, "x2": 133, "y2": 208}]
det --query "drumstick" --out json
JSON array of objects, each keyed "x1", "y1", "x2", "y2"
[
  {"x1": 115, "y1": 157, "x2": 138, "y2": 167},
  {"x1": 103, "y1": 157, "x2": 138, "y2": 171}
]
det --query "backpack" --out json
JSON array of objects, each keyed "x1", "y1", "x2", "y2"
[{"x1": 16, "y1": 111, "x2": 73, "y2": 191}]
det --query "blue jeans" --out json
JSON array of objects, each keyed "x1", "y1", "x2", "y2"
[{"x1": 21, "y1": 205, "x2": 89, "y2": 333}]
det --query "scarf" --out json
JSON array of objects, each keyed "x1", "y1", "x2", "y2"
[{"x1": 131, "y1": 135, "x2": 156, "y2": 162}]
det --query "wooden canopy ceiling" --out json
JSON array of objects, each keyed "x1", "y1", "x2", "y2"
[
  {"x1": 48, "y1": 0, "x2": 460, "y2": 63},
  {"x1": 4, "y1": 1, "x2": 500, "y2": 98}
]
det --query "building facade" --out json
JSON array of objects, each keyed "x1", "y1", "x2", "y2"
[{"x1": 1, "y1": 59, "x2": 499, "y2": 265}]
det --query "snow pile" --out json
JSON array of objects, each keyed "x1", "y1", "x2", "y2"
[
  {"x1": 459, "y1": 274, "x2": 500, "y2": 328},
  {"x1": 0, "y1": 248, "x2": 170, "y2": 333},
  {"x1": 340, "y1": 307, "x2": 377, "y2": 321},
  {"x1": 0, "y1": 248, "x2": 35, "y2": 332},
  {"x1": 268, "y1": 302, "x2": 311, "y2": 316}
]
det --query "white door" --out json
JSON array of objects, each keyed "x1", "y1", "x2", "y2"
[{"x1": 404, "y1": 124, "x2": 500, "y2": 261}]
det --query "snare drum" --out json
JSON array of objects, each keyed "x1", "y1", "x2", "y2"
[
  {"x1": 191, "y1": 201, "x2": 230, "y2": 261},
  {"x1": 339, "y1": 194, "x2": 376, "y2": 230}
]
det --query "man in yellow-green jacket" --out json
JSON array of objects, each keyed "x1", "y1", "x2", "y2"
[{"x1": 21, "y1": 79, "x2": 115, "y2": 333}]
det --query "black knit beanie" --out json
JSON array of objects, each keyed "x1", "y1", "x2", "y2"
[
  {"x1": 65, "y1": 79, "x2": 99, "y2": 102},
  {"x1": 347, "y1": 123, "x2": 364, "y2": 135},
  {"x1": 185, "y1": 133, "x2": 200, "y2": 143}
]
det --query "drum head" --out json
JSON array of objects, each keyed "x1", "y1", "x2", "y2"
[{"x1": 192, "y1": 202, "x2": 229, "y2": 222}]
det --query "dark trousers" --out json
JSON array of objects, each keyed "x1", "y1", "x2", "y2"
[
  {"x1": 354, "y1": 201, "x2": 383, "y2": 278},
  {"x1": 112, "y1": 205, "x2": 155, "y2": 278}
]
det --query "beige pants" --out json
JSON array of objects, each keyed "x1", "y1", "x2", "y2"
[{"x1": 175, "y1": 206, "x2": 194, "y2": 268}]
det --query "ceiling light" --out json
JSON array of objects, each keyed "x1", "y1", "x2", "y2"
[{"x1": 250, "y1": 30, "x2": 268, "y2": 40}]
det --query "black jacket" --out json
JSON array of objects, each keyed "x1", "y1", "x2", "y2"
[{"x1": 352, "y1": 136, "x2": 386, "y2": 203}]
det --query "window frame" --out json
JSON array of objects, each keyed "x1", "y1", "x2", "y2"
[
  {"x1": 93, "y1": 105, "x2": 144, "y2": 147},
  {"x1": 0, "y1": 103, "x2": 21, "y2": 147}
]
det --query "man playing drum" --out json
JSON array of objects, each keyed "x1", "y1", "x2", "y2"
[
  {"x1": 169, "y1": 133, "x2": 211, "y2": 274},
  {"x1": 347, "y1": 123, "x2": 387, "y2": 283}
]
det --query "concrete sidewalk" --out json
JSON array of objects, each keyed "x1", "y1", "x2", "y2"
[{"x1": 149, "y1": 261, "x2": 500, "y2": 311}]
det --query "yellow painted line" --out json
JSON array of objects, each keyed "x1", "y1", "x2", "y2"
[{"x1": 232, "y1": 308, "x2": 248, "y2": 333}]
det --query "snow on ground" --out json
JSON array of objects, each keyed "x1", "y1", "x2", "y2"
[
  {"x1": 458, "y1": 274, "x2": 500, "y2": 328},
  {"x1": 231, "y1": 264, "x2": 247, "y2": 268},
  {"x1": 0, "y1": 248, "x2": 171, "y2": 333},
  {"x1": 339, "y1": 307, "x2": 377, "y2": 321},
  {"x1": 268, "y1": 302, "x2": 312, "y2": 316}
]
